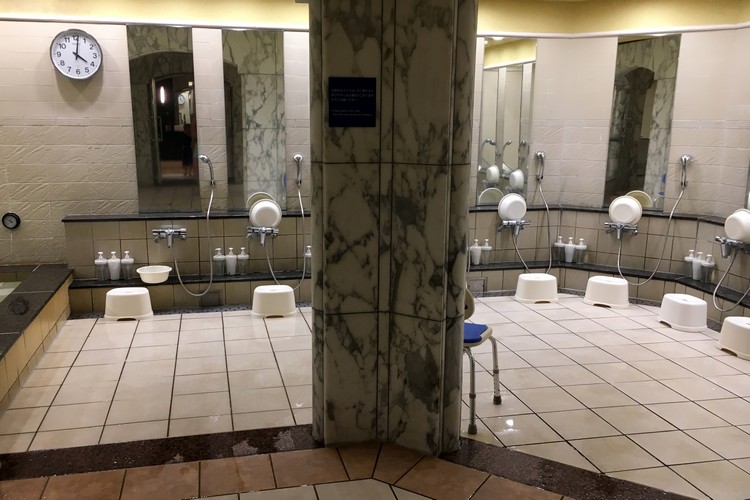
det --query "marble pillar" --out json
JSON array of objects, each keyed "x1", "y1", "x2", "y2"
[{"x1": 309, "y1": 0, "x2": 477, "y2": 456}]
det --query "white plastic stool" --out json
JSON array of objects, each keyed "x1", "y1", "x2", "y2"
[
  {"x1": 658, "y1": 293, "x2": 707, "y2": 332},
  {"x1": 583, "y1": 276, "x2": 630, "y2": 308},
  {"x1": 252, "y1": 285, "x2": 296, "y2": 317},
  {"x1": 717, "y1": 316, "x2": 750, "y2": 360},
  {"x1": 514, "y1": 274, "x2": 558, "y2": 303},
  {"x1": 104, "y1": 287, "x2": 153, "y2": 320}
]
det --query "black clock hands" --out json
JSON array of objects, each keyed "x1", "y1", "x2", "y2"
[{"x1": 73, "y1": 36, "x2": 88, "y2": 63}]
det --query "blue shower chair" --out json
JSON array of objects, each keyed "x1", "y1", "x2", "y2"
[{"x1": 463, "y1": 289, "x2": 502, "y2": 434}]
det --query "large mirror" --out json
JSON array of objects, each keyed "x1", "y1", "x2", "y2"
[
  {"x1": 604, "y1": 35, "x2": 681, "y2": 210},
  {"x1": 476, "y1": 38, "x2": 535, "y2": 206},
  {"x1": 222, "y1": 29, "x2": 286, "y2": 211},
  {"x1": 128, "y1": 26, "x2": 199, "y2": 212}
]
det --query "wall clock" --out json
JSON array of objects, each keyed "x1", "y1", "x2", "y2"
[{"x1": 49, "y1": 29, "x2": 103, "y2": 80}]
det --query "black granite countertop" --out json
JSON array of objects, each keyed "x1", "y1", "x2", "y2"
[{"x1": 0, "y1": 264, "x2": 72, "y2": 358}]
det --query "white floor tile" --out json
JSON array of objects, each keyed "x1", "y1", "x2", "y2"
[
  {"x1": 0, "y1": 433, "x2": 34, "y2": 453},
  {"x1": 127, "y1": 345, "x2": 177, "y2": 362},
  {"x1": 660, "y1": 377, "x2": 736, "y2": 401},
  {"x1": 231, "y1": 387, "x2": 290, "y2": 413},
  {"x1": 100, "y1": 420, "x2": 168, "y2": 444},
  {"x1": 180, "y1": 317, "x2": 224, "y2": 331},
  {"x1": 613, "y1": 380, "x2": 687, "y2": 404},
  {"x1": 121, "y1": 359, "x2": 175, "y2": 378},
  {"x1": 495, "y1": 368, "x2": 555, "y2": 390},
  {"x1": 171, "y1": 392, "x2": 231, "y2": 419},
  {"x1": 179, "y1": 329, "x2": 224, "y2": 344},
  {"x1": 276, "y1": 350, "x2": 312, "y2": 386},
  {"x1": 33, "y1": 351, "x2": 78, "y2": 369},
  {"x1": 673, "y1": 460, "x2": 750, "y2": 499},
  {"x1": 575, "y1": 331, "x2": 634, "y2": 347},
  {"x1": 600, "y1": 344, "x2": 664, "y2": 362},
  {"x1": 169, "y1": 414, "x2": 233, "y2": 437},
  {"x1": 647, "y1": 401, "x2": 731, "y2": 430},
  {"x1": 538, "y1": 409, "x2": 620, "y2": 440},
  {"x1": 225, "y1": 339, "x2": 273, "y2": 355},
  {"x1": 557, "y1": 347, "x2": 620, "y2": 365},
  {"x1": 513, "y1": 387, "x2": 585, "y2": 413},
  {"x1": 594, "y1": 405, "x2": 675, "y2": 434},
  {"x1": 569, "y1": 436, "x2": 661, "y2": 473},
  {"x1": 293, "y1": 408, "x2": 312, "y2": 425},
  {"x1": 107, "y1": 398, "x2": 171, "y2": 425},
  {"x1": 0, "y1": 407, "x2": 47, "y2": 434},
  {"x1": 537, "y1": 365, "x2": 604, "y2": 386},
  {"x1": 673, "y1": 357, "x2": 742, "y2": 377},
  {"x1": 28, "y1": 427, "x2": 101, "y2": 451},
  {"x1": 563, "y1": 384, "x2": 638, "y2": 408},
  {"x1": 226, "y1": 353, "x2": 278, "y2": 372},
  {"x1": 686, "y1": 426, "x2": 750, "y2": 460},
  {"x1": 74, "y1": 348, "x2": 129, "y2": 366},
  {"x1": 53, "y1": 380, "x2": 118, "y2": 405},
  {"x1": 708, "y1": 374, "x2": 750, "y2": 398},
  {"x1": 39, "y1": 401, "x2": 110, "y2": 431},
  {"x1": 21, "y1": 367, "x2": 69, "y2": 387},
  {"x1": 233, "y1": 409, "x2": 294, "y2": 431},
  {"x1": 175, "y1": 355, "x2": 227, "y2": 375},
  {"x1": 229, "y1": 369, "x2": 284, "y2": 391},
  {"x1": 610, "y1": 467, "x2": 709, "y2": 499},
  {"x1": 469, "y1": 393, "x2": 530, "y2": 418},
  {"x1": 500, "y1": 336, "x2": 553, "y2": 351},
  {"x1": 285, "y1": 385, "x2": 312, "y2": 409},
  {"x1": 8, "y1": 386, "x2": 59, "y2": 409},
  {"x1": 483, "y1": 413, "x2": 562, "y2": 447},
  {"x1": 628, "y1": 359, "x2": 697, "y2": 380},
  {"x1": 518, "y1": 320, "x2": 571, "y2": 335},
  {"x1": 515, "y1": 349, "x2": 575, "y2": 367},
  {"x1": 630, "y1": 430, "x2": 721, "y2": 465},
  {"x1": 177, "y1": 341, "x2": 226, "y2": 358},
  {"x1": 173, "y1": 372, "x2": 229, "y2": 395},
  {"x1": 584, "y1": 362, "x2": 653, "y2": 383},
  {"x1": 131, "y1": 331, "x2": 179, "y2": 347},
  {"x1": 136, "y1": 319, "x2": 181, "y2": 333},
  {"x1": 697, "y1": 398, "x2": 750, "y2": 426}
]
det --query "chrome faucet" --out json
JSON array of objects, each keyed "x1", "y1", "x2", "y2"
[
  {"x1": 498, "y1": 219, "x2": 530, "y2": 237},
  {"x1": 153, "y1": 226, "x2": 187, "y2": 248}
]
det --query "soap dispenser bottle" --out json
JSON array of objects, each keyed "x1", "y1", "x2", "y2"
[
  {"x1": 94, "y1": 251, "x2": 109, "y2": 281},
  {"x1": 481, "y1": 238, "x2": 492, "y2": 265},
  {"x1": 225, "y1": 247, "x2": 237, "y2": 276},
  {"x1": 701, "y1": 254, "x2": 715, "y2": 284},
  {"x1": 684, "y1": 249, "x2": 695, "y2": 278},
  {"x1": 574, "y1": 238, "x2": 587, "y2": 264},
  {"x1": 692, "y1": 251, "x2": 704, "y2": 281},
  {"x1": 237, "y1": 247, "x2": 249, "y2": 275},
  {"x1": 564, "y1": 237, "x2": 575, "y2": 263},
  {"x1": 213, "y1": 248, "x2": 226, "y2": 276},
  {"x1": 121, "y1": 251, "x2": 134, "y2": 280},
  {"x1": 470, "y1": 239, "x2": 481, "y2": 266},
  {"x1": 553, "y1": 236, "x2": 565, "y2": 262},
  {"x1": 108, "y1": 251, "x2": 121, "y2": 280}
]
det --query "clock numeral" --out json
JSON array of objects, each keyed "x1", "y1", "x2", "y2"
[
  {"x1": 90, "y1": 61, "x2": 96, "y2": 67},
  {"x1": 67, "y1": 66, "x2": 72, "y2": 73},
  {"x1": 57, "y1": 42, "x2": 66, "y2": 49},
  {"x1": 85, "y1": 67, "x2": 90, "y2": 74},
  {"x1": 63, "y1": 36, "x2": 70, "y2": 43},
  {"x1": 92, "y1": 53, "x2": 98, "y2": 59},
  {"x1": 89, "y1": 43, "x2": 95, "y2": 50},
  {"x1": 76, "y1": 69, "x2": 81, "y2": 75},
  {"x1": 58, "y1": 60, "x2": 65, "y2": 66},
  {"x1": 56, "y1": 51, "x2": 61, "y2": 57}
]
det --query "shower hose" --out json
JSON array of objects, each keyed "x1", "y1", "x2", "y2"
[
  {"x1": 711, "y1": 251, "x2": 750, "y2": 312},
  {"x1": 173, "y1": 185, "x2": 215, "y2": 297},
  {"x1": 264, "y1": 187, "x2": 308, "y2": 291}
]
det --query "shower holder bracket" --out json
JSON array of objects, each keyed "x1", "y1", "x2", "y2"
[
  {"x1": 152, "y1": 226, "x2": 187, "y2": 248},
  {"x1": 247, "y1": 226, "x2": 279, "y2": 246},
  {"x1": 604, "y1": 222, "x2": 638, "y2": 240}
]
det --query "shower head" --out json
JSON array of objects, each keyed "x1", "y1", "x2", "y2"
[
  {"x1": 504, "y1": 139, "x2": 512, "y2": 146},
  {"x1": 198, "y1": 154, "x2": 216, "y2": 188},
  {"x1": 680, "y1": 154, "x2": 693, "y2": 188},
  {"x1": 293, "y1": 153, "x2": 303, "y2": 187},
  {"x1": 536, "y1": 151, "x2": 546, "y2": 181}
]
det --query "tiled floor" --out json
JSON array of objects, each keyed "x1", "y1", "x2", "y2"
[
  {"x1": 0, "y1": 442, "x2": 569, "y2": 499},
  {"x1": 2, "y1": 294, "x2": 750, "y2": 499}
]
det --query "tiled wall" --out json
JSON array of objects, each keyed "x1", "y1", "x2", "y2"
[
  {"x1": 63, "y1": 215, "x2": 312, "y2": 312},
  {"x1": 283, "y1": 31, "x2": 311, "y2": 210},
  {"x1": 0, "y1": 278, "x2": 71, "y2": 409}
]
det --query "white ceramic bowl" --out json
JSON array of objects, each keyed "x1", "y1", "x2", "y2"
[
  {"x1": 485, "y1": 165, "x2": 500, "y2": 184},
  {"x1": 478, "y1": 187, "x2": 503, "y2": 205},
  {"x1": 725, "y1": 208, "x2": 750, "y2": 241},
  {"x1": 509, "y1": 169, "x2": 525, "y2": 190},
  {"x1": 498, "y1": 193, "x2": 527, "y2": 220},
  {"x1": 136, "y1": 265, "x2": 172, "y2": 284},
  {"x1": 249, "y1": 199, "x2": 282, "y2": 228},
  {"x1": 608, "y1": 195, "x2": 642, "y2": 224},
  {"x1": 626, "y1": 190, "x2": 653, "y2": 209}
]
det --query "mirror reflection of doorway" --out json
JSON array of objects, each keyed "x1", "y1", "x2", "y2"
[
  {"x1": 127, "y1": 25, "x2": 201, "y2": 212},
  {"x1": 152, "y1": 75, "x2": 197, "y2": 184}
]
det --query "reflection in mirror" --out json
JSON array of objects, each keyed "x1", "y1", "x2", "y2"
[
  {"x1": 477, "y1": 38, "x2": 535, "y2": 206},
  {"x1": 604, "y1": 35, "x2": 681, "y2": 210},
  {"x1": 745, "y1": 160, "x2": 750, "y2": 209},
  {"x1": 222, "y1": 29, "x2": 286, "y2": 211},
  {"x1": 128, "y1": 26, "x2": 199, "y2": 212}
]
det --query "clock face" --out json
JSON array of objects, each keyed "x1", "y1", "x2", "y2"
[
  {"x1": 50, "y1": 29, "x2": 103, "y2": 80},
  {"x1": 2, "y1": 212, "x2": 21, "y2": 230}
]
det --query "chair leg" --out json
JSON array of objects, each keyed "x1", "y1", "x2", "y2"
[
  {"x1": 463, "y1": 347, "x2": 477, "y2": 435},
  {"x1": 489, "y1": 336, "x2": 502, "y2": 405}
]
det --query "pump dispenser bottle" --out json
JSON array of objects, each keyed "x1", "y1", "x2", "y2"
[
  {"x1": 470, "y1": 239, "x2": 481, "y2": 266},
  {"x1": 553, "y1": 236, "x2": 565, "y2": 262},
  {"x1": 701, "y1": 254, "x2": 715, "y2": 284},
  {"x1": 574, "y1": 238, "x2": 587, "y2": 264},
  {"x1": 692, "y1": 251, "x2": 704, "y2": 281},
  {"x1": 121, "y1": 251, "x2": 134, "y2": 280},
  {"x1": 684, "y1": 249, "x2": 695, "y2": 278},
  {"x1": 564, "y1": 237, "x2": 575, "y2": 263},
  {"x1": 225, "y1": 247, "x2": 237, "y2": 276},
  {"x1": 108, "y1": 251, "x2": 121, "y2": 280},
  {"x1": 213, "y1": 248, "x2": 226, "y2": 276},
  {"x1": 481, "y1": 238, "x2": 492, "y2": 265},
  {"x1": 237, "y1": 247, "x2": 249, "y2": 275},
  {"x1": 95, "y1": 252, "x2": 109, "y2": 281}
]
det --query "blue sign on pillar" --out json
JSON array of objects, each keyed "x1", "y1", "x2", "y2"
[{"x1": 328, "y1": 77, "x2": 376, "y2": 127}]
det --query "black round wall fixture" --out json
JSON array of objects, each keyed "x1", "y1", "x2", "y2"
[{"x1": 2, "y1": 212, "x2": 21, "y2": 230}]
